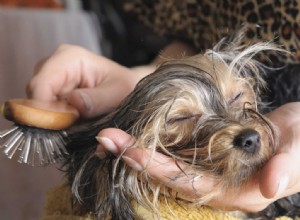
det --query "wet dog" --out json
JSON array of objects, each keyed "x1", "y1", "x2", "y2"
[{"x1": 64, "y1": 33, "x2": 295, "y2": 219}]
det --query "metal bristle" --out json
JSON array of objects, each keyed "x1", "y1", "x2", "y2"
[{"x1": 0, "y1": 125, "x2": 69, "y2": 166}]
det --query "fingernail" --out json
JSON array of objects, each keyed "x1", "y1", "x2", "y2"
[
  {"x1": 96, "y1": 137, "x2": 119, "y2": 154},
  {"x1": 191, "y1": 175, "x2": 202, "y2": 183},
  {"x1": 122, "y1": 156, "x2": 143, "y2": 171},
  {"x1": 276, "y1": 175, "x2": 289, "y2": 197},
  {"x1": 78, "y1": 91, "x2": 93, "y2": 111}
]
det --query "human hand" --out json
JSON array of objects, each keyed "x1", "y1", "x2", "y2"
[
  {"x1": 95, "y1": 102, "x2": 300, "y2": 212},
  {"x1": 26, "y1": 44, "x2": 151, "y2": 118}
]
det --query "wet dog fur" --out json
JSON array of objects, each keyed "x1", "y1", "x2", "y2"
[{"x1": 63, "y1": 33, "x2": 300, "y2": 219}]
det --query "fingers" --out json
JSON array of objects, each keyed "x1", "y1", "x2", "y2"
[
  {"x1": 259, "y1": 154, "x2": 290, "y2": 198},
  {"x1": 96, "y1": 128, "x2": 217, "y2": 199},
  {"x1": 26, "y1": 44, "x2": 136, "y2": 118},
  {"x1": 260, "y1": 151, "x2": 300, "y2": 200},
  {"x1": 33, "y1": 57, "x2": 49, "y2": 76},
  {"x1": 260, "y1": 103, "x2": 300, "y2": 199},
  {"x1": 27, "y1": 44, "x2": 86, "y2": 101},
  {"x1": 67, "y1": 77, "x2": 133, "y2": 118},
  {"x1": 96, "y1": 128, "x2": 134, "y2": 156}
]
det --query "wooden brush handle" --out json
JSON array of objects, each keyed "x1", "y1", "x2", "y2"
[{"x1": 1, "y1": 99, "x2": 80, "y2": 130}]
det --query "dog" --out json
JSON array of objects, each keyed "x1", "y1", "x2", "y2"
[{"x1": 63, "y1": 32, "x2": 297, "y2": 220}]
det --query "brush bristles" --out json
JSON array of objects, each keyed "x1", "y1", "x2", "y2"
[{"x1": 0, "y1": 125, "x2": 68, "y2": 166}]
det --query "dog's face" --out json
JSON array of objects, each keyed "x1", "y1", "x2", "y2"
[{"x1": 130, "y1": 54, "x2": 277, "y2": 190}]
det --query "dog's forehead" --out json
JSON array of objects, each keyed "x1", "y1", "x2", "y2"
[
  {"x1": 151, "y1": 55, "x2": 255, "y2": 116},
  {"x1": 186, "y1": 56, "x2": 246, "y2": 99}
]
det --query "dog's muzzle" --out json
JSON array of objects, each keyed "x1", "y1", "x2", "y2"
[{"x1": 233, "y1": 129, "x2": 261, "y2": 153}]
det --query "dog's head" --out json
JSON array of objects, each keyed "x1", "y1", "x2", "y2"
[
  {"x1": 129, "y1": 43, "x2": 278, "y2": 190},
  {"x1": 68, "y1": 35, "x2": 283, "y2": 219}
]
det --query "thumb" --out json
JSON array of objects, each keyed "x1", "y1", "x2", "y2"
[
  {"x1": 67, "y1": 81, "x2": 132, "y2": 118},
  {"x1": 259, "y1": 153, "x2": 295, "y2": 199}
]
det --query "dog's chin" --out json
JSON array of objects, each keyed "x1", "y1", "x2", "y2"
[{"x1": 227, "y1": 154, "x2": 264, "y2": 187}]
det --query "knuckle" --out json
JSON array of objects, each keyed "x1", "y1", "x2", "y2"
[
  {"x1": 55, "y1": 44, "x2": 86, "y2": 55},
  {"x1": 56, "y1": 43, "x2": 72, "y2": 51},
  {"x1": 25, "y1": 78, "x2": 40, "y2": 98},
  {"x1": 26, "y1": 79, "x2": 35, "y2": 92}
]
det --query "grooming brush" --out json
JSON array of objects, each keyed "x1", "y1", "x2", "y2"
[{"x1": 0, "y1": 99, "x2": 79, "y2": 166}]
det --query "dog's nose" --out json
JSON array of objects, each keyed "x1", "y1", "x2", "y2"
[{"x1": 233, "y1": 129, "x2": 260, "y2": 153}]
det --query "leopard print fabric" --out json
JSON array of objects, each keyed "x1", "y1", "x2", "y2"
[{"x1": 123, "y1": 0, "x2": 300, "y2": 65}]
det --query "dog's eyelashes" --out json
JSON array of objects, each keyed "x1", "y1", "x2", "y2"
[
  {"x1": 229, "y1": 92, "x2": 243, "y2": 105},
  {"x1": 166, "y1": 113, "x2": 203, "y2": 124}
]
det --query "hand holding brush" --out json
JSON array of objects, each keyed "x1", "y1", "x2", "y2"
[{"x1": 0, "y1": 44, "x2": 152, "y2": 165}]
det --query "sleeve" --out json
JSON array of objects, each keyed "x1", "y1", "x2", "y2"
[
  {"x1": 122, "y1": 0, "x2": 224, "y2": 52},
  {"x1": 123, "y1": 0, "x2": 192, "y2": 40}
]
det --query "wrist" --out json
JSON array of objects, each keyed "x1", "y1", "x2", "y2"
[{"x1": 130, "y1": 65, "x2": 156, "y2": 83}]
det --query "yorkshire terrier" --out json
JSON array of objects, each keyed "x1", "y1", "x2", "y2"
[{"x1": 64, "y1": 32, "x2": 299, "y2": 220}]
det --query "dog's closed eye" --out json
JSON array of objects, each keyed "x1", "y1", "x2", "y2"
[
  {"x1": 166, "y1": 113, "x2": 203, "y2": 124},
  {"x1": 229, "y1": 92, "x2": 243, "y2": 105}
]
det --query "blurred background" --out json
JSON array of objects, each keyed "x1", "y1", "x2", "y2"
[{"x1": 0, "y1": 0, "x2": 168, "y2": 219}]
